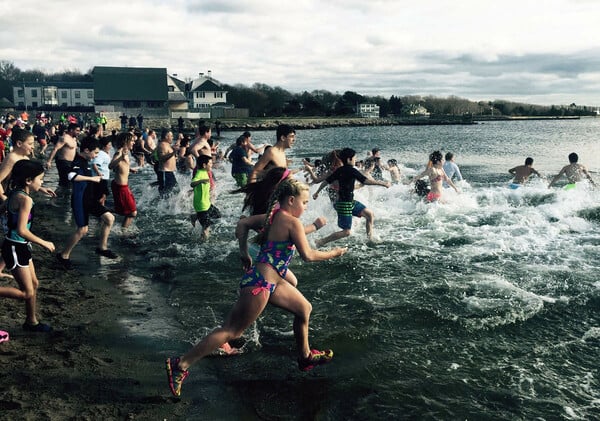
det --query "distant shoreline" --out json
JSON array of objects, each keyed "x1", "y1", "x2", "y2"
[{"x1": 206, "y1": 115, "x2": 584, "y2": 132}]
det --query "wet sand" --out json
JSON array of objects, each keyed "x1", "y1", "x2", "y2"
[{"x1": 0, "y1": 200, "x2": 186, "y2": 420}]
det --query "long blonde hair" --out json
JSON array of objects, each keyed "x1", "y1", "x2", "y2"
[{"x1": 256, "y1": 178, "x2": 309, "y2": 244}]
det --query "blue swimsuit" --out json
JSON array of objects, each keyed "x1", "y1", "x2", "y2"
[{"x1": 240, "y1": 240, "x2": 296, "y2": 297}]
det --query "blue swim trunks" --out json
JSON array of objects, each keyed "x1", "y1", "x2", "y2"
[{"x1": 335, "y1": 200, "x2": 366, "y2": 230}]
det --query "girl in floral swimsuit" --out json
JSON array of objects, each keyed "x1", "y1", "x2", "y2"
[{"x1": 166, "y1": 178, "x2": 347, "y2": 397}]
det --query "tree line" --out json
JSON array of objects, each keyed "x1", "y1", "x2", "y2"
[{"x1": 1, "y1": 60, "x2": 596, "y2": 118}]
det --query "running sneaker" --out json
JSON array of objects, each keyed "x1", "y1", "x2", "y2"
[
  {"x1": 298, "y1": 348, "x2": 334, "y2": 372},
  {"x1": 166, "y1": 357, "x2": 189, "y2": 397},
  {"x1": 56, "y1": 253, "x2": 74, "y2": 270},
  {"x1": 95, "y1": 248, "x2": 118, "y2": 259}
]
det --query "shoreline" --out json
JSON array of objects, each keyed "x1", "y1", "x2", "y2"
[
  {"x1": 175, "y1": 115, "x2": 585, "y2": 133},
  {"x1": 0, "y1": 200, "x2": 185, "y2": 420}
]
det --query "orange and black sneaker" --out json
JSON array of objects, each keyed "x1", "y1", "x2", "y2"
[{"x1": 166, "y1": 357, "x2": 189, "y2": 397}]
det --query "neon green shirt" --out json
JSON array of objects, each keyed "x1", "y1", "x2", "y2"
[{"x1": 192, "y1": 169, "x2": 210, "y2": 212}]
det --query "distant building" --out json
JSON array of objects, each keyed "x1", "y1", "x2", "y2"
[
  {"x1": 402, "y1": 104, "x2": 430, "y2": 116},
  {"x1": 187, "y1": 71, "x2": 228, "y2": 110},
  {"x1": 358, "y1": 103, "x2": 380, "y2": 118},
  {"x1": 167, "y1": 74, "x2": 189, "y2": 112},
  {"x1": 12, "y1": 81, "x2": 94, "y2": 109},
  {"x1": 93, "y1": 66, "x2": 168, "y2": 114}
]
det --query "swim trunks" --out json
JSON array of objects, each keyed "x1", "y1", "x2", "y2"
[
  {"x1": 1, "y1": 239, "x2": 31, "y2": 269},
  {"x1": 426, "y1": 192, "x2": 442, "y2": 202},
  {"x1": 508, "y1": 183, "x2": 522, "y2": 190},
  {"x1": 111, "y1": 181, "x2": 137, "y2": 216},
  {"x1": 334, "y1": 200, "x2": 366, "y2": 230}
]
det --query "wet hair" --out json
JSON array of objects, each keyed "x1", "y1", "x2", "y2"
[
  {"x1": 10, "y1": 160, "x2": 44, "y2": 189},
  {"x1": 114, "y1": 132, "x2": 134, "y2": 150},
  {"x1": 276, "y1": 124, "x2": 295, "y2": 141},
  {"x1": 198, "y1": 124, "x2": 211, "y2": 137},
  {"x1": 568, "y1": 152, "x2": 578, "y2": 163},
  {"x1": 80, "y1": 136, "x2": 99, "y2": 152},
  {"x1": 257, "y1": 178, "x2": 309, "y2": 245},
  {"x1": 242, "y1": 131, "x2": 251, "y2": 138},
  {"x1": 388, "y1": 159, "x2": 398, "y2": 167},
  {"x1": 10, "y1": 126, "x2": 33, "y2": 144},
  {"x1": 415, "y1": 179, "x2": 430, "y2": 197},
  {"x1": 429, "y1": 150, "x2": 443, "y2": 165},
  {"x1": 99, "y1": 137, "x2": 112, "y2": 149},
  {"x1": 196, "y1": 155, "x2": 212, "y2": 168},
  {"x1": 525, "y1": 157, "x2": 534, "y2": 166},
  {"x1": 67, "y1": 122, "x2": 79, "y2": 132},
  {"x1": 339, "y1": 148, "x2": 356, "y2": 163},
  {"x1": 235, "y1": 135, "x2": 245, "y2": 147},
  {"x1": 232, "y1": 166, "x2": 288, "y2": 215},
  {"x1": 445, "y1": 152, "x2": 454, "y2": 161},
  {"x1": 161, "y1": 129, "x2": 171, "y2": 140}
]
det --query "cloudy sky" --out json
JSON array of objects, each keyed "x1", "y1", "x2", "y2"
[{"x1": 2, "y1": 0, "x2": 600, "y2": 106}]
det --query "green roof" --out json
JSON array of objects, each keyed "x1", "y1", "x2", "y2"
[{"x1": 93, "y1": 67, "x2": 167, "y2": 101}]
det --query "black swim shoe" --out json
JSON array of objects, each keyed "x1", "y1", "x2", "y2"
[
  {"x1": 56, "y1": 254, "x2": 74, "y2": 270},
  {"x1": 23, "y1": 322, "x2": 53, "y2": 333},
  {"x1": 95, "y1": 248, "x2": 118, "y2": 259}
]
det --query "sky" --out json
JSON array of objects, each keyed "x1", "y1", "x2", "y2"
[{"x1": 2, "y1": 0, "x2": 600, "y2": 107}]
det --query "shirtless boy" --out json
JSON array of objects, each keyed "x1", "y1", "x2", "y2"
[
  {"x1": 156, "y1": 130, "x2": 178, "y2": 197},
  {"x1": 109, "y1": 132, "x2": 138, "y2": 228},
  {"x1": 47, "y1": 123, "x2": 80, "y2": 187},
  {"x1": 249, "y1": 124, "x2": 295, "y2": 182},
  {"x1": 508, "y1": 157, "x2": 542, "y2": 188},
  {"x1": 548, "y1": 152, "x2": 596, "y2": 189}
]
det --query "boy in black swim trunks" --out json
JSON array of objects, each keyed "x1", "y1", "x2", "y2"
[
  {"x1": 313, "y1": 147, "x2": 390, "y2": 247},
  {"x1": 56, "y1": 137, "x2": 117, "y2": 269}
]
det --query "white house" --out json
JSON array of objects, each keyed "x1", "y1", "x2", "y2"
[
  {"x1": 13, "y1": 82, "x2": 94, "y2": 109},
  {"x1": 358, "y1": 103, "x2": 380, "y2": 118},
  {"x1": 186, "y1": 71, "x2": 228, "y2": 110}
]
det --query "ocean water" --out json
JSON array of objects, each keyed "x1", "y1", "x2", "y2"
[{"x1": 72, "y1": 119, "x2": 599, "y2": 419}]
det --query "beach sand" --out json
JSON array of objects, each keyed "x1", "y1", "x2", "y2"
[{"x1": 0, "y1": 202, "x2": 185, "y2": 420}]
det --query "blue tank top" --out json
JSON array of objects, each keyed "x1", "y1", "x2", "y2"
[{"x1": 6, "y1": 190, "x2": 33, "y2": 243}]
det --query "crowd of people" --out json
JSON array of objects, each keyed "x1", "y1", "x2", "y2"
[{"x1": 0, "y1": 111, "x2": 596, "y2": 398}]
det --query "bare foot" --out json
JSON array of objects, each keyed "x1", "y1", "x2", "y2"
[{"x1": 218, "y1": 342, "x2": 241, "y2": 356}]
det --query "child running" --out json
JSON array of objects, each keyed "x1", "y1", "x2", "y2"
[
  {"x1": 190, "y1": 155, "x2": 221, "y2": 240},
  {"x1": 0, "y1": 160, "x2": 55, "y2": 332},
  {"x1": 109, "y1": 132, "x2": 138, "y2": 229},
  {"x1": 313, "y1": 148, "x2": 390, "y2": 247},
  {"x1": 165, "y1": 178, "x2": 347, "y2": 397},
  {"x1": 413, "y1": 150, "x2": 459, "y2": 202}
]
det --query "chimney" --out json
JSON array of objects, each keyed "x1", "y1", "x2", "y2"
[
  {"x1": 199, "y1": 72, "x2": 204, "y2": 78},
  {"x1": 173, "y1": 73, "x2": 178, "y2": 77},
  {"x1": 207, "y1": 70, "x2": 212, "y2": 79}
]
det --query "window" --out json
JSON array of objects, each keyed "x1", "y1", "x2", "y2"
[
  {"x1": 31, "y1": 89, "x2": 38, "y2": 98},
  {"x1": 16, "y1": 89, "x2": 24, "y2": 97},
  {"x1": 215, "y1": 92, "x2": 223, "y2": 98},
  {"x1": 197, "y1": 92, "x2": 205, "y2": 98},
  {"x1": 61, "y1": 91, "x2": 67, "y2": 98},
  {"x1": 87, "y1": 91, "x2": 93, "y2": 99},
  {"x1": 32, "y1": 101, "x2": 38, "y2": 108},
  {"x1": 74, "y1": 91, "x2": 81, "y2": 99}
]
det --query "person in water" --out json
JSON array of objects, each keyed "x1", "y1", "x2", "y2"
[
  {"x1": 548, "y1": 152, "x2": 596, "y2": 189},
  {"x1": 508, "y1": 157, "x2": 542, "y2": 188},
  {"x1": 0, "y1": 160, "x2": 55, "y2": 332},
  {"x1": 442, "y1": 152, "x2": 464, "y2": 187},
  {"x1": 165, "y1": 178, "x2": 347, "y2": 397},
  {"x1": 413, "y1": 150, "x2": 459, "y2": 202},
  {"x1": 313, "y1": 148, "x2": 390, "y2": 247}
]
